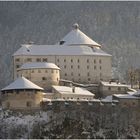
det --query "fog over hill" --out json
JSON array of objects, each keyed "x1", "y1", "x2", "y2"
[{"x1": 0, "y1": 1, "x2": 140, "y2": 88}]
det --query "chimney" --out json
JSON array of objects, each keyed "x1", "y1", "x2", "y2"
[{"x1": 72, "y1": 86, "x2": 75, "y2": 93}]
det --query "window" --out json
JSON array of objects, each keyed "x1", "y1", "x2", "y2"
[
  {"x1": 124, "y1": 102, "x2": 127, "y2": 106},
  {"x1": 100, "y1": 66, "x2": 102, "y2": 70},
  {"x1": 108, "y1": 87, "x2": 111, "y2": 90},
  {"x1": 71, "y1": 65, "x2": 73, "y2": 69},
  {"x1": 57, "y1": 59, "x2": 59, "y2": 62},
  {"x1": 64, "y1": 65, "x2": 66, "y2": 69},
  {"x1": 63, "y1": 97, "x2": 65, "y2": 99},
  {"x1": 88, "y1": 78, "x2": 91, "y2": 81},
  {"x1": 65, "y1": 73, "x2": 67, "y2": 76},
  {"x1": 52, "y1": 70, "x2": 54, "y2": 73},
  {"x1": 99, "y1": 59, "x2": 102, "y2": 64},
  {"x1": 31, "y1": 70, "x2": 34, "y2": 73},
  {"x1": 94, "y1": 60, "x2": 96, "y2": 64},
  {"x1": 64, "y1": 59, "x2": 66, "y2": 62},
  {"x1": 100, "y1": 73, "x2": 102, "y2": 78},
  {"x1": 87, "y1": 59, "x2": 89, "y2": 63},
  {"x1": 36, "y1": 58, "x2": 41, "y2": 62},
  {"x1": 94, "y1": 66, "x2": 96, "y2": 70},
  {"x1": 71, "y1": 59, "x2": 73, "y2": 63},
  {"x1": 77, "y1": 59, "x2": 80, "y2": 63},
  {"x1": 56, "y1": 70, "x2": 58, "y2": 73},
  {"x1": 6, "y1": 102, "x2": 10, "y2": 108},
  {"x1": 132, "y1": 102, "x2": 135, "y2": 106},
  {"x1": 26, "y1": 101, "x2": 32, "y2": 107},
  {"x1": 60, "y1": 41, "x2": 65, "y2": 45},
  {"x1": 87, "y1": 65, "x2": 89, "y2": 69},
  {"x1": 78, "y1": 65, "x2": 80, "y2": 69},
  {"x1": 87, "y1": 72, "x2": 90, "y2": 76},
  {"x1": 78, "y1": 78, "x2": 81, "y2": 82},
  {"x1": 45, "y1": 70, "x2": 48, "y2": 73},
  {"x1": 16, "y1": 65, "x2": 20, "y2": 68},
  {"x1": 118, "y1": 87, "x2": 121, "y2": 91},
  {"x1": 43, "y1": 58, "x2": 47, "y2": 62},
  {"x1": 38, "y1": 70, "x2": 41, "y2": 73},
  {"x1": 71, "y1": 72, "x2": 73, "y2": 76},
  {"x1": 67, "y1": 97, "x2": 69, "y2": 99},
  {"x1": 42, "y1": 77, "x2": 46, "y2": 80},
  {"x1": 15, "y1": 58, "x2": 20, "y2": 62},
  {"x1": 57, "y1": 78, "x2": 59, "y2": 81},
  {"x1": 27, "y1": 58, "x2": 32, "y2": 62},
  {"x1": 78, "y1": 73, "x2": 80, "y2": 76}
]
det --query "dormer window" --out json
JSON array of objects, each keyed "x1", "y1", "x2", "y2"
[{"x1": 59, "y1": 41, "x2": 65, "y2": 45}]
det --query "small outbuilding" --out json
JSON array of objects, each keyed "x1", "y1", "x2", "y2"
[
  {"x1": 113, "y1": 94, "x2": 140, "y2": 107},
  {"x1": 99, "y1": 81, "x2": 128, "y2": 97}
]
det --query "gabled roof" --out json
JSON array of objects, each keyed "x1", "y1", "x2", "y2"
[
  {"x1": 52, "y1": 85, "x2": 95, "y2": 96},
  {"x1": 1, "y1": 77, "x2": 43, "y2": 91},
  {"x1": 59, "y1": 24, "x2": 101, "y2": 47},
  {"x1": 18, "y1": 62, "x2": 60, "y2": 71},
  {"x1": 13, "y1": 44, "x2": 111, "y2": 56}
]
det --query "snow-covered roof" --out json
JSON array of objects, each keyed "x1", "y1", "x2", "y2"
[
  {"x1": 91, "y1": 99, "x2": 101, "y2": 102},
  {"x1": 127, "y1": 91, "x2": 135, "y2": 95},
  {"x1": 18, "y1": 62, "x2": 60, "y2": 71},
  {"x1": 101, "y1": 81, "x2": 128, "y2": 87},
  {"x1": 59, "y1": 29, "x2": 101, "y2": 47},
  {"x1": 52, "y1": 85, "x2": 95, "y2": 96},
  {"x1": 132, "y1": 90, "x2": 140, "y2": 97},
  {"x1": 58, "y1": 24, "x2": 101, "y2": 47},
  {"x1": 52, "y1": 98, "x2": 65, "y2": 102},
  {"x1": 1, "y1": 77, "x2": 43, "y2": 91},
  {"x1": 113, "y1": 94, "x2": 139, "y2": 99},
  {"x1": 101, "y1": 95, "x2": 119, "y2": 103},
  {"x1": 42, "y1": 98, "x2": 51, "y2": 102},
  {"x1": 13, "y1": 44, "x2": 111, "y2": 57}
]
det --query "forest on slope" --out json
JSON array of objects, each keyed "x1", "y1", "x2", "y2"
[{"x1": 0, "y1": 1, "x2": 140, "y2": 88}]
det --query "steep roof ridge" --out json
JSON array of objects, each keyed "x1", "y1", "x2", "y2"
[{"x1": 59, "y1": 24, "x2": 101, "y2": 47}]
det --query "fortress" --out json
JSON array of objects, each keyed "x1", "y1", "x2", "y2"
[{"x1": 1, "y1": 23, "x2": 139, "y2": 110}]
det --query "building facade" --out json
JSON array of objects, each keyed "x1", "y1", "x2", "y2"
[
  {"x1": 13, "y1": 24, "x2": 112, "y2": 84},
  {"x1": 99, "y1": 81, "x2": 128, "y2": 97}
]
